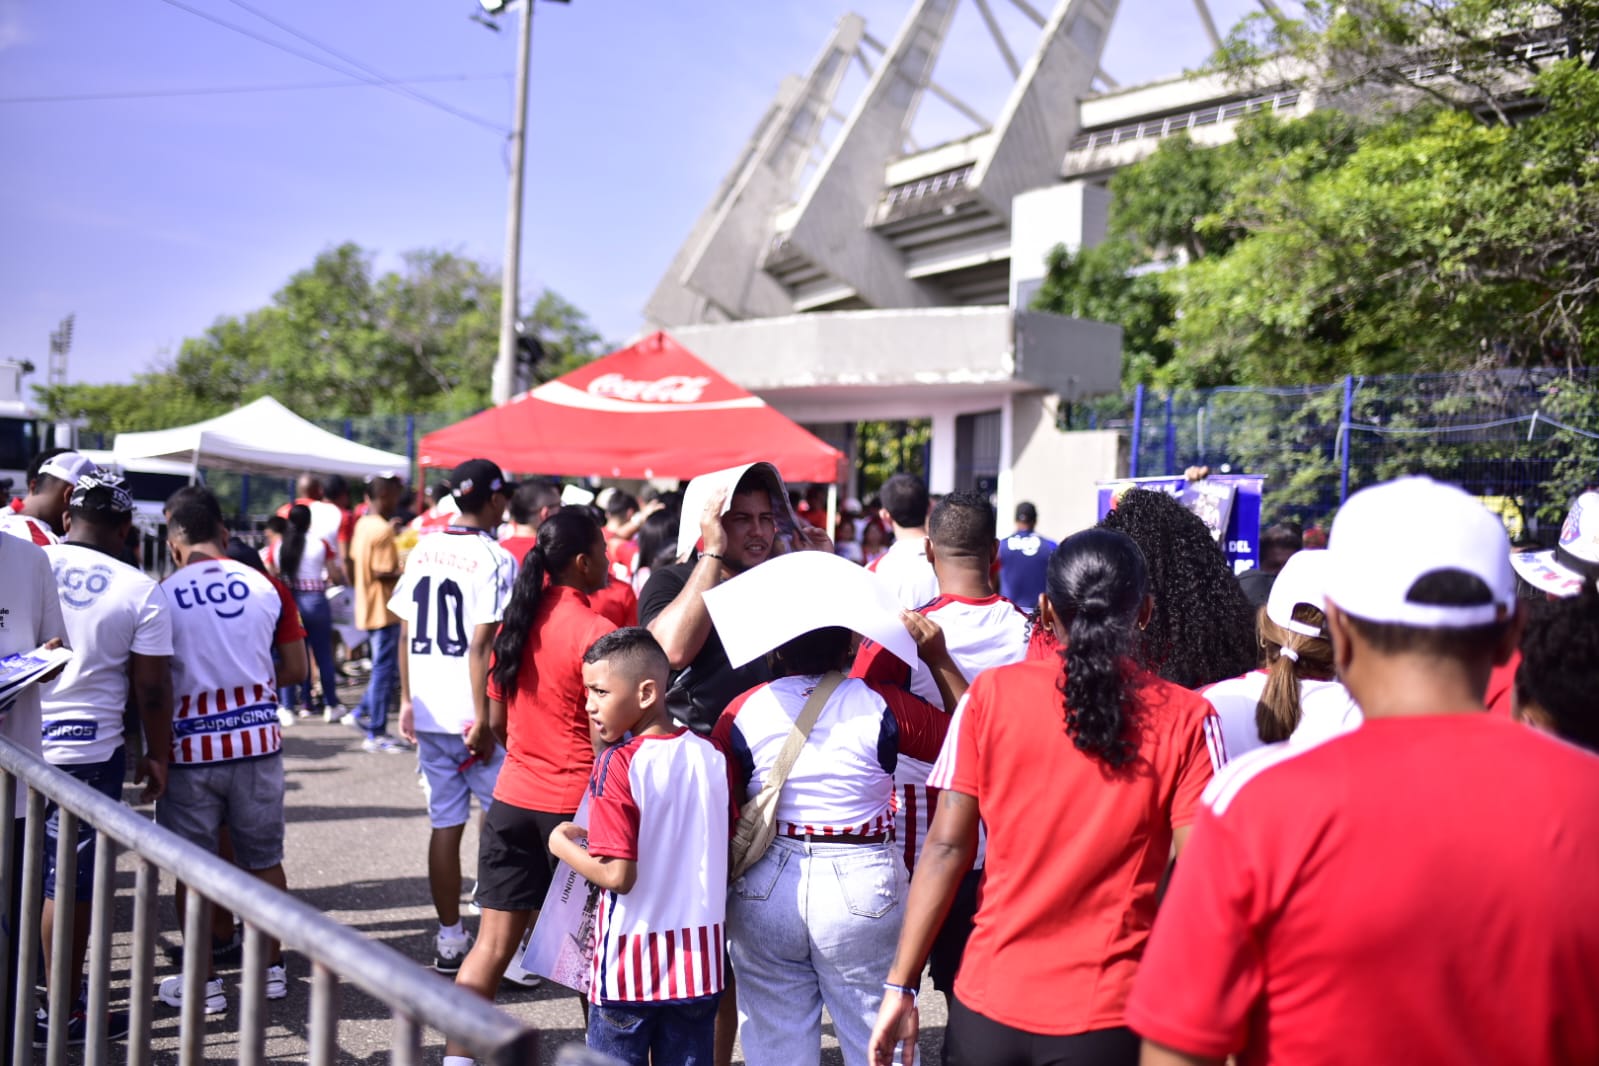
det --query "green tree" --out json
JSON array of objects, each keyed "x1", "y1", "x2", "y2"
[{"x1": 39, "y1": 243, "x2": 607, "y2": 434}]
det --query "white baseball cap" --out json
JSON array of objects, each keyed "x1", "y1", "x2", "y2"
[
  {"x1": 1266, "y1": 549, "x2": 1330, "y2": 638},
  {"x1": 1326, "y1": 477, "x2": 1515, "y2": 628},
  {"x1": 1509, "y1": 492, "x2": 1599, "y2": 598},
  {"x1": 39, "y1": 451, "x2": 98, "y2": 486}
]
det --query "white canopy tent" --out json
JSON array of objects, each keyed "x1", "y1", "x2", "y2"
[{"x1": 111, "y1": 396, "x2": 409, "y2": 479}]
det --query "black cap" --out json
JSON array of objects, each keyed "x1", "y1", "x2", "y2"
[
  {"x1": 70, "y1": 470, "x2": 135, "y2": 518},
  {"x1": 450, "y1": 459, "x2": 507, "y2": 506},
  {"x1": 1015, "y1": 501, "x2": 1037, "y2": 523}
]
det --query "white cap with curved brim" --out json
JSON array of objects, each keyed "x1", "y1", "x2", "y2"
[
  {"x1": 1509, "y1": 491, "x2": 1599, "y2": 599},
  {"x1": 1327, "y1": 477, "x2": 1515, "y2": 628},
  {"x1": 675, "y1": 462, "x2": 799, "y2": 561},
  {"x1": 1266, "y1": 549, "x2": 1330, "y2": 638}
]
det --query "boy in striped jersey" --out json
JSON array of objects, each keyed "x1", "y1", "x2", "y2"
[
  {"x1": 548, "y1": 628, "x2": 729, "y2": 1066},
  {"x1": 154, "y1": 497, "x2": 308, "y2": 1013}
]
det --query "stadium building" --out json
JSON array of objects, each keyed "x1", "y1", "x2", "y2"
[{"x1": 643, "y1": 0, "x2": 1308, "y2": 530}]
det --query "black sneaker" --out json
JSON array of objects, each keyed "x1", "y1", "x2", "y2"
[
  {"x1": 32, "y1": 1007, "x2": 130, "y2": 1048},
  {"x1": 434, "y1": 929, "x2": 473, "y2": 974},
  {"x1": 212, "y1": 927, "x2": 244, "y2": 966}
]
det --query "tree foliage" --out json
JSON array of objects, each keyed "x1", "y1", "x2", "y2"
[
  {"x1": 39, "y1": 243, "x2": 606, "y2": 434},
  {"x1": 1033, "y1": 1, "x2": 1599, "y2": 388}
]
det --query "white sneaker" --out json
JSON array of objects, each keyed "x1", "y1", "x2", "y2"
[
  {"x1": 276, "y1": 706, "x2": 297, "y2": 729},
  {"x1": 322, "y1": 707, "x2": 347, "y2": 724},
  {"x1": 434, "y1": 930, "x2": 473, "y2": 974},
  {"x1": 501, "y1": 967, "x2": 542, "y2": 989},
  {"x1": 157, "y1": 975, "x2": 226, "y2": 1014},
  {"x1": 264, "y1": 964, "x2": 287, "y2": 1000}
]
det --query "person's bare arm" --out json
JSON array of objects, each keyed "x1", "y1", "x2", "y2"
[
  {"x1": 489, "y1": 696, "x2": 509, "y2": 749},
  {"x1": 646, "y1": 490, "x2": 728, "y2": 669},
  {"x1": 130, "y1": 652, "x2": 173, "y2": 803},
  {"x1": 868, "y1": 791, "x2": 980, "y2": 1065},
  {"x1": 901, "y1": 611, "x2": 969, "y2": 712},
  {"x1": 1140, "y1": 1041, "x2": 1224, "y2": 1066},
  {"x1": 397, "y1": 620, "x2": 415, "y2": 743},
  {"x1": 276, "y1": 638, "x2": 308, "y2": 687},
  {"x1": 549, "y1": 822, "x2": 638, "y2": 893},
  {"x1": 465, "y1": 621, "x2": 497, "y2": 760}
]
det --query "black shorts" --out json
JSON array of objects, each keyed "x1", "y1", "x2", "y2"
[
  {"x1": 928, "y1": 866, "x2": 982, "y2": 993},
  {"x1": 945, "y1": 995, "x2": 1137, "y2": 1066},
  {"x1": 475, "y1": 801, "x2": 571, "y2": 912}
]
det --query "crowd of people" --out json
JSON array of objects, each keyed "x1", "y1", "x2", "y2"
[{"x1": 2, "y1": 442, "x2": 1598, "y2": 1066}]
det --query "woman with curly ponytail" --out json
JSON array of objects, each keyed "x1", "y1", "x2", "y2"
[
  {"x1": 871, "y1": 529, "x2": 1225, "y2": 1066},
  {"x1": 1202, "y1": 550, "x2": 1360, "y2": 761}
]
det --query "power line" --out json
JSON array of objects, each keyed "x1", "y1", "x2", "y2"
[
  {"x1": 0, "y1": 73, "x2": 509, "y2": 105},
  {"x1": 151, "y1": 0, "x2": 509, "y2": 134}
]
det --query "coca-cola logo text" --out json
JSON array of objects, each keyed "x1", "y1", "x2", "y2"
[{"x1": 586, "y1": 373, "x2": 713, "y2": 403}]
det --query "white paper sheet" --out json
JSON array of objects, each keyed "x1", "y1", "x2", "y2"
[
  {"x1": 702, "y1": 550, "x2": 920, "y2": 670},
  {"x1": 675, "y1": 462, "x2": 802, "y2": 561},
  {"x1": 0, "y1": 644, "x2": 72, "y2": 704}
]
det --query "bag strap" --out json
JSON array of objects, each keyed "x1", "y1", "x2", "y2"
[{"x1": 762, "y1": 670, "x2": 844, "y2": 796}]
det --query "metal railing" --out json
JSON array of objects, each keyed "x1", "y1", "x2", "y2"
[
  {"x1": 0, "y1": 736, "x2": 539, "y2": 1066},
  {"x1": 1068, "y1": 89, "x2": 1302, "y2": 153}
]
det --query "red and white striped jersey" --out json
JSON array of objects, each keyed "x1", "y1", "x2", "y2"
[
  {"x1": 162, "y1": 556, "x2": 306, "y2": 765},
  {"x1": 853, "y1": 593, "x2": 1030, "y2": 872},
  {"x1": 585, "y1": 729, "x2": 730, "y2": 1005},
  {"x1": 713, "y1": 675, "x2": 949, "y2": 841},
  {"x1": 0, "y1": 512, "x2": 59, "y2": 546}
]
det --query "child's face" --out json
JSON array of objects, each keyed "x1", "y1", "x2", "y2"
[{"x1": 583, "y1": 659, "x2": 642, "y2": 744}]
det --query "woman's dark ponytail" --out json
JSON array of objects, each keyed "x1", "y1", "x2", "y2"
[
  {"x1": 1049, "y1": 529, "x2": 1149, "y2": 769},
  {"x1": 279, "y1": 504, "x2": 311, "y2": 580},
  {"x1": 491, "y1": 507, "x2": 602, "y2": 696}
]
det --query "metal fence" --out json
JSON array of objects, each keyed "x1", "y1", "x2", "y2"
[
  {"x1": 0, "y1": 736, "x2": 538, "y2": 1066},
  {"x1": 1066, "y1": 368, "x2": 1599, "y2": 537}
]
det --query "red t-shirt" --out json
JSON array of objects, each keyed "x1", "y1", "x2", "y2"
[
  {"x1": 929, "y1": 659, "x2": 1218, "y2": 1035},
  {"x1": 486, "y1": 585, "x2": 616, "y2": 813},
  {"x1": 1128, "y1": 713, "x2": 1599, "y2": 1065},
  {"x1": 498, "y1": 535, "x2": 536, "y2": 567},
  {"x1": 590, "y1": 579, "x2": 638, "y2": 628}
]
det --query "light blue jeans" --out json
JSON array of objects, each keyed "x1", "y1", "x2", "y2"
[{"x1": 727, "y1": 836, "x2": 907, "y2": 1066}]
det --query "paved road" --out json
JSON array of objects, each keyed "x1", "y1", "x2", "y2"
[{"x1": 37, "y1": 672, "x2": 948, "y2": 1065}]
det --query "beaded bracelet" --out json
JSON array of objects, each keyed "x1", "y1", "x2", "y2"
[{"x1": 701, "y1": 551, "x2": 724, "y2": 561}]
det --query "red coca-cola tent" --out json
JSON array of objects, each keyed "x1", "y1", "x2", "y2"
[{"x1": 418, "y1": 331, "x2": 845, "y2": 483}]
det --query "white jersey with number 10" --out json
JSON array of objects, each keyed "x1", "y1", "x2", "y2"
[{"x1": 389, "y1": 527, "x2": 516, "y2": 735}]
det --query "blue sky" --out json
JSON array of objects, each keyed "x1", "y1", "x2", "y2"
[{"x1": 0, "y1": 0, "x2": 1257, "y2": 388}]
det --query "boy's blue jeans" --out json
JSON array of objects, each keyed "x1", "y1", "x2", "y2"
[{"x1": 586, "y1": 994, "x2": 719, "y2": 1066}]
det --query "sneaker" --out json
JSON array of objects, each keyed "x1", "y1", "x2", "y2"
[
  {"x1": 362, "y1": 735, "x2": 408, "y2": 754},
  {"x1": 500, "y1": 968, "x2": 543, "y2": 990},
  {"x1": 322, "y1": 706, "x2": 347, "y2": 724},
  {"x1": 32, "y1": 1007, "x2": 131, "y2": 1047},
  {"x1": 295, "y1": 708, "x2": 313, "y2": 720},
  {"x1": 157, "y1": 975, "x2": 227, "y2": 1014},
  {"x1": 276, "y1": 706, "x2": 297, "y2": 729},
  {"x1": 434, "y1": 930, "x2": 473, "y2": 974},
  {"x1": 265, "y1": 964, "x2": 288, "y2": 1000},
  {"x1": 348, "y1": 711, "x2": 373, "y2": 730}
]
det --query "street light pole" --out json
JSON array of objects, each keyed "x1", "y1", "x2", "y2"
[{"x1": 492, "y1": 0, "x2": 536, "y2": 406}]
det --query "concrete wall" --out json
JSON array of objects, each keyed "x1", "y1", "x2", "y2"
[
  {"x1": 1002, "y1": 393, "x2": 1124, "y2": 539},
  {"x1": 1009, "y1": 180, "x2": 1110, "y2": 305}
]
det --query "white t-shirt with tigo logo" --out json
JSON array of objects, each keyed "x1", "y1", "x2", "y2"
[
  {"x1": 41, "y1": 544, "x2": 173, "y2": 766},
  {"x1": 162, "y1": 556, "x2": 305, "y2": 766},
  {"x1": 389, "y1": 527, "x2": 517, "y2": 735}
]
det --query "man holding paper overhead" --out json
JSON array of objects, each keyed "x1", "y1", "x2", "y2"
[{"x1": 638, "y1": 462, "x2": 832, "y2": 736}]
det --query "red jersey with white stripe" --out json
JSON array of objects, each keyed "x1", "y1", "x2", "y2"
[
  {"x1": 712, "y1": 675, "x2": 950, "y2": 840},
  {"x1": 853, "y1": 593, "x2": 1029, "y2": 872},
  {"x1": 926, "y1": 659, "x2": 1218, "y2": 1036},
  {"x1": 1128, "y1": 714, "x2": 1599, "y2": 1065},
  {"x1": 0, "y1": 512, "x2": 59, "y2": 546},
  {"x1": 162, "y1": 556, "x2": 305, "y2": 765},
  {"x1": 585, "y1": 729, "x2": 730, "y2": 1005}
]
